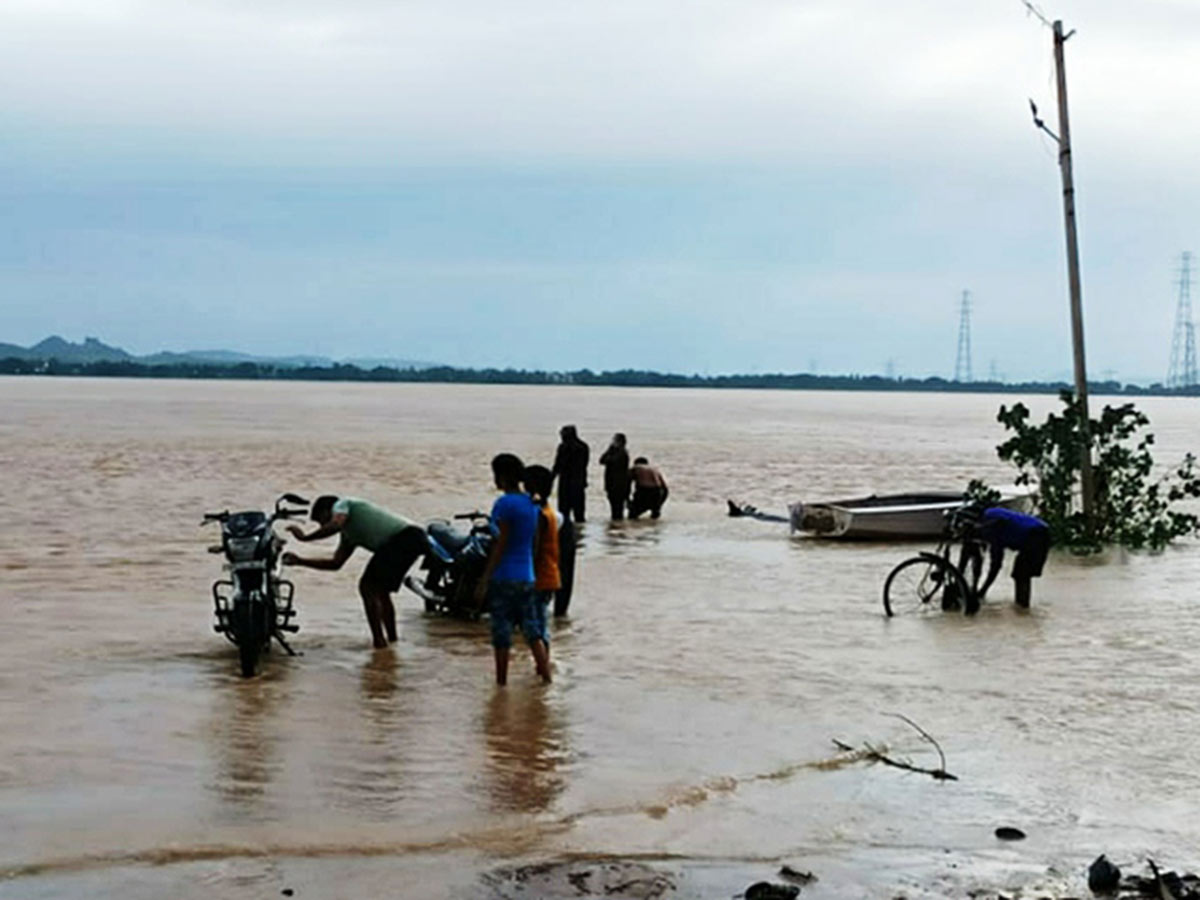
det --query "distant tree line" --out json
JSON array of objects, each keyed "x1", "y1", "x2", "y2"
[{"x1": 1, "y1": 356, "x2": 1197, "y2": 397}]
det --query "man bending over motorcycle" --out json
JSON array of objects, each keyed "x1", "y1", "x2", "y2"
[{"x1": 282, "y1": 496, "x2": 426, "y2": 649}]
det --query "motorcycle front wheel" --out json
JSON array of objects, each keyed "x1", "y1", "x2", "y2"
[{"x1": 235, "y1": 601, "x2": 266, "y2": 677}]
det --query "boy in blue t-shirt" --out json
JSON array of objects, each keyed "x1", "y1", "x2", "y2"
[{"x1": 474, "y1": 453, "x2": 551, "y2": 685}]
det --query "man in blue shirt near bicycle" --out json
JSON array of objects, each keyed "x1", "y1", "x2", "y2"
[{"x1": 968, "y1": 506, "x2": 1052, "y2": 614}]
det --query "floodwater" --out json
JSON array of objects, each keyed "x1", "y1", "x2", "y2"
[{"x1": 1, "y1": 377, "x2": 1198, "y2": 899}]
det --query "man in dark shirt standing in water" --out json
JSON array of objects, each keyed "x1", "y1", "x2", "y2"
[
  {"x1": 551, "y1": 425, "x2": 589, "y2": 523},
  {"x1": 282, "y1": 496, "x2": 426, "y2": 649},
  {"x1": 599, "y1": 432, "x2": 631, "y2": 520}
]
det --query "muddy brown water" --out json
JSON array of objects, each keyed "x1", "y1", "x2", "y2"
[{"x1": 1, "y1": 377, "x2": 1198, "y2": 898}]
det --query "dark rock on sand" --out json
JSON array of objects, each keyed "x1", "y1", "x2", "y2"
[
  {"x1": 994, "y1": 826, "x2": 1026, "y2": 841},
  {"x1": 744, "y1": 882, "x2": 800, "y2": 900},
  {"x1": 1088, "y1": 855, "x2": 1120, "y2": 894}
]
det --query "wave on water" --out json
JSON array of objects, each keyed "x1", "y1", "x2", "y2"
[
  {"x1": 0, "y1": 821, "x2": 570, "y2": 881},
  {"x1": 1, "y1": 748, "x2": 861, "y2": 883}
]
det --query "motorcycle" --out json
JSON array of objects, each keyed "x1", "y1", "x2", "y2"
[
  {"x1": 403, "y1": 511, "x2": 496, "y2": 618},
  {"x1": 203, "y1": 493, "x2": 309, "y2": 677},
  {"x1": 403, "y1": 507, "x2": 579, "y2": 618}
]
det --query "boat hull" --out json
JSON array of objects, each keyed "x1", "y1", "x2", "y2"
[{"x1": 789, "y1": 491, "x2": 1034, "y2": 540}]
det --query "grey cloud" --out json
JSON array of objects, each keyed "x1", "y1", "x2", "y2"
[{"x1": 1, "y1": 0, "x2": 1196, "y2": 172}]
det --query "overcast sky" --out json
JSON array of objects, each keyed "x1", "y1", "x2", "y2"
[{"x1": 2, "y1": 0, "x2": 1199, "y2": 379}]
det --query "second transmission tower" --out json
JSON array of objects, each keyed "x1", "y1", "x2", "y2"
[
  {"x1": 954, "y1": 290, "x2": 973, "y2": 382},
  {"x1": 1167, "y1": 252, "x2": 1197, "y2": 389}
]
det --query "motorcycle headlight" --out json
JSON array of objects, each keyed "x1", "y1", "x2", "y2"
[{"x1": 226, "y1": 537, "x2": 261, "y2": 561}]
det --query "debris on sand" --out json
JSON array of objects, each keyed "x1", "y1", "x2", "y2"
[
  {"x1": 778, "y1": 865, "x2": 817, "y2": 884},
  {"x1": 1118, "y1": 859, "x2": 1200, "y2": 899},
  {"x1": 993, "y1": 858, "x2": 1200, "y2": 899},
  {"x1": 833, "y1": 714, "x2": 959, "y2": 781},
  {"x1": 482, "y1": 860, "x2": 676, "y2": 899}
]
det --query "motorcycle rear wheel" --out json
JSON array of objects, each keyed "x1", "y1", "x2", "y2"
[{"x1": 451, "y1": 575, "x2": 484, "y2": 620}]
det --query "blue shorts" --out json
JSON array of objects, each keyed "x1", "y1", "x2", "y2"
[{"x1": 487, "y1": 580, "x2": 538, "y2": 650}]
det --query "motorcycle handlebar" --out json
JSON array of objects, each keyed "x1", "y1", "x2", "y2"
[
  {"x1": 201, "y1": 502, "x2": 308, "y2": 527},
  {"x1": 452, "y1": 511, "x2": 488, "y2": 520}
]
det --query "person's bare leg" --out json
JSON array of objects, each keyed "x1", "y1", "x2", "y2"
[
  {"x1": 494, "y1": 647, "x2": 510, "y2": 686},
  {"x1": 531, "y1": 639, "x2": 552, "y2": 683},
  {"x1": 380, "y1": 593, "x2": 399, "y2": 642},
  {"x1": 359, "y1": 581, "x2": 388, "y2": 648},
  {"x1": 1014, "y1": 577, "x2": 1032, "y2": 609}
]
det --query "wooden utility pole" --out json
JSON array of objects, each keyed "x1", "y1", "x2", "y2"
[{"x1": 1052, "y1": 19, "x2": 1095, "y2": 521}]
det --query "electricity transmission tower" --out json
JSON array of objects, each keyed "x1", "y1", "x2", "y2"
[
  {"x1": 1167, "y1": 251, "x2": 1197, "y2": 389},
  {"x1": 953, "y1": 290, "x2": 973, "y2": 382}
]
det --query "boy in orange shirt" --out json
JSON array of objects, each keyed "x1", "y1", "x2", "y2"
[{"x1": 522, "y1": 464, "x2": 560, "y2": 667}]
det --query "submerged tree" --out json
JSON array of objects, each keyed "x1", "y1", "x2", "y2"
[{"x1": 996, "y1": 391, "x2": 1200, "y2": 552}]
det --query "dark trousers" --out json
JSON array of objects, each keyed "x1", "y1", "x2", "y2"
[
  {"x1": 362, "y1": 527, "x2": 428, "y2": 592},
  {"x1": 628, "y1": 486, "x2": 668, "y2": 519},
  {"x1": 607, "y1": 492, "x2": 626, "y2": 520},
  {"x1": 558, "y1": 486, "x2": 585, "y2": 523},
  {"x1": 554, "y1": 519, "x2": 577, "y2": 617}
]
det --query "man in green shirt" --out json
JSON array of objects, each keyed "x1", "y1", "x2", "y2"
[{"x1": 283, "y1": 496, "x2": 427, "y2": 649}]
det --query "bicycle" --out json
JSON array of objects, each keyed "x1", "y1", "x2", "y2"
[{"x1": 882, "y1": 508, "x2": 989, "y2": 617}]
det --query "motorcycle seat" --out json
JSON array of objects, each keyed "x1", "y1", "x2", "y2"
[{"x1": 427, "y1": 522, "x2": 470, "y2": 555}]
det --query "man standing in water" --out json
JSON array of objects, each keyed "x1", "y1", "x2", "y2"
[
  {"x1": 282, "y1": 496, "x2": 427, "y2": 649},
  {"x1": 627, "y1": 457, "x2": 669, "y2": 519},
  {"x1": 598, "y1": 432, "x2": 631, "y2": 520},
  {"x1": 551, "y1": 425, "x2": 589, "y2": 523},
  {"x1": 474, "y1": 454, "x2": 551, "y2": 685}
]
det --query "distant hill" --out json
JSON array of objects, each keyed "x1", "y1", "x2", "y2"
[
  {"x1": 0, "y1": 336, "x2": 437, "y2": 371},
  {"x1": 0, "y1": 335, "x2": 133, "y2": 363}
]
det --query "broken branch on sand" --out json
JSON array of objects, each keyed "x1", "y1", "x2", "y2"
[{"x1": 833, "y1": 715, "x2": 959, "y2": 781}]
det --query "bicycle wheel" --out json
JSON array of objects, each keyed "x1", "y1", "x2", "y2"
[{"x1": 883, "y1": 554, "x2": 967, "y2": 617}]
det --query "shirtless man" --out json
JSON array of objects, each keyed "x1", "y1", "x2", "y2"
[{"x1": 627, "y1": 457, "x2": 669, "y2": 520}]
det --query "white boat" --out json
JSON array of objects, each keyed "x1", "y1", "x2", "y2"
[{"x1": 788, "y1": 489, "x2": 1034, "y2": 540}]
